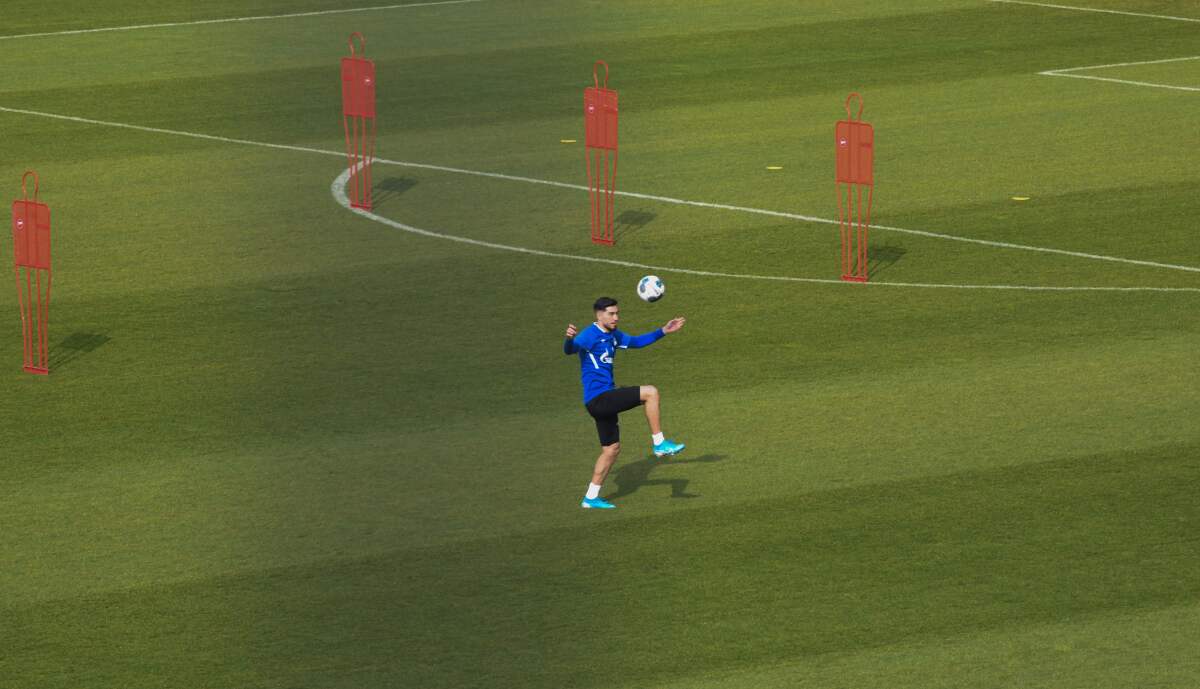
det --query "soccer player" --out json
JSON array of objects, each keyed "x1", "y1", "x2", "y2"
[{"x1": 564, "y1": 296, "x2": 687, "y2": 509}]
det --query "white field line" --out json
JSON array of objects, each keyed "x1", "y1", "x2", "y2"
[
  {"x1": 988, "y1": 0, "x2": 1200, "y2": 23},
  {"x1": 0, "y1": 0, "x2": 484, "y2": 42},
  {"x1": 3, "y1": 102, "x2": 1200, "y2": 289},
  {"x1": 1039, "y1": 55, "x2": 1200, "y2": 92},
  {"x1": 1041, "y1": 73, "x2": 1200, "y2": 91},
  {"x1": 331, "y1": 167, "x2": 1200, "y2": 293},
  {"x1": 1047, "y1": 55, "x2": 1200, "y2": 74},
  {"x1": 993, "y1": 2, "x2": 1200, "y2": 91}
]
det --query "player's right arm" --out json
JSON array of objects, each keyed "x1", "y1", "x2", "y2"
[{"x1": 563, "y1": 323, "x2": 579, "y2": 355}]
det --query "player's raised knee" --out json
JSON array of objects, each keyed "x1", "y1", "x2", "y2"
[{"x1": 640, "y1": 385, "x2": 659, "y2": 401}]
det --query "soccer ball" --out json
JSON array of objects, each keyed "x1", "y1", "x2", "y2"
[{"x1": 637, "y1": 275, "x2": 665, "y2": 302}]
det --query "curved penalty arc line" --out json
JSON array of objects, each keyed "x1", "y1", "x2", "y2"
[
  {"x1": 331, "y1": 167, "x2": 1200, "y2": 294},
  {"x1": 1, "y1": 103, "x2": 1196, "y2": 277},
  {"x1": 373, "y1": 156, "x2": 1200, "y2": 276}
]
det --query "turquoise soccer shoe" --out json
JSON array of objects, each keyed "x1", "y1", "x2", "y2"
[
  {"x1": 653, "y1": 438, "x2": 686, "y2": 458},
  {"x1": 581, "y1": 497, "x2": 616, "y2": 509}
]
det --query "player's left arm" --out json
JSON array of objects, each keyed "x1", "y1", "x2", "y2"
[
  {"x1": 617, "y1": 317, "x2": 685, "y2": 349},
  {"x1": 662, "y1": 317, "x2": 686, "y2": 334}
]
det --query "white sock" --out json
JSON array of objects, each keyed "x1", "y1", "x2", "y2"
[
  {"x1": 585, "y1": 483, "x2": 602, "y2": 500},
  {"x1": 652, "y1": 432, "x2": 665, "y2": 445}
]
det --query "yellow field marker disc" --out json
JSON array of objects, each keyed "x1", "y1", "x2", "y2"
[
  {"x1": 560, "y1": 139, "x2": 577, "y2": 144},
  {"x1": 766, "y1": 165, "x2": 783, "y2": 171},
  {"x1": 1011, "y1": 196, "x2": 1030, "y2": 201}
]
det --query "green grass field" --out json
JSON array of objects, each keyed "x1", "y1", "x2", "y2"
[{"x1": 2, "y1": 1, "x2": 1199, "y2": 687}]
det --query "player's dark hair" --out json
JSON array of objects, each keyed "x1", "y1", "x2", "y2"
[{"x1": 593, "y1": 297, "x2": 618, "y2": 312}]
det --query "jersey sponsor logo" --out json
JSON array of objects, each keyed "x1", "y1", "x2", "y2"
[{"x1": 587, "y1": 349, "x2": 614, "y2": 367}]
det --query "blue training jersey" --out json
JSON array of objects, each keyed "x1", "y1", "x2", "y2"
[{"x1": 564, "y1": 323, "x2": 665, "y2": 404}]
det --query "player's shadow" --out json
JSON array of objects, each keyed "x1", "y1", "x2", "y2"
[
  {"x1": 48, "y1": 332, "x2": 110, "y2": 370},
  {"x1": 606, "y1": 453, "x2": 725, "y2": 501},
  {"x1": 371, "y1": 177, "x2": 418, "y2": 208},
  {"x1": 868, "y1": 242, "x2": 907, "y2": 278},
  {"x1": 614, "y1": 209, "x2": 655, "y2": 242}
]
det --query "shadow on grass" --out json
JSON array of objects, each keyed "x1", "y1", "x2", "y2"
[
  {"x1": 868, "y1": 242, "x2": 906, "y2": 278},
  {"x1": 47, "y1": 332, "x2": 110, "y2": 370},
  {"x1": 371, "y1": 177, "x2": 418, "y2": 208},
  {"x1": 614, "y1": 209, "x2": 656, "y2": 242},
  {"x1": 607, "y1": 453, "x2": 725, "y2": 500}
]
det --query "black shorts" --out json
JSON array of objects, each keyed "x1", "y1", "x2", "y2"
[{"x1": 585, "y1": 386, "x2": 643, "y2": 446}]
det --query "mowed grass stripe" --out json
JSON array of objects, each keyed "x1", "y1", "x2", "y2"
[
  {"x1": 0, "y1": 0, "x2": 485, "y2": 38},
  {"x1": 652, "y1": 602, "x2": 1200, "y2": 689},
  {"x1": 0, "y1": 1, "x2": 484, "y2": 42},
  {"x1": 989, "y1": 0, "x2": 1200, "y2": 23},
  {"x1": 5, "y1": 443, "x2": 1198, "y2": 689},
  {"x1": 6, "y1": 4, "x2": 1197, "y2": 136}
]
